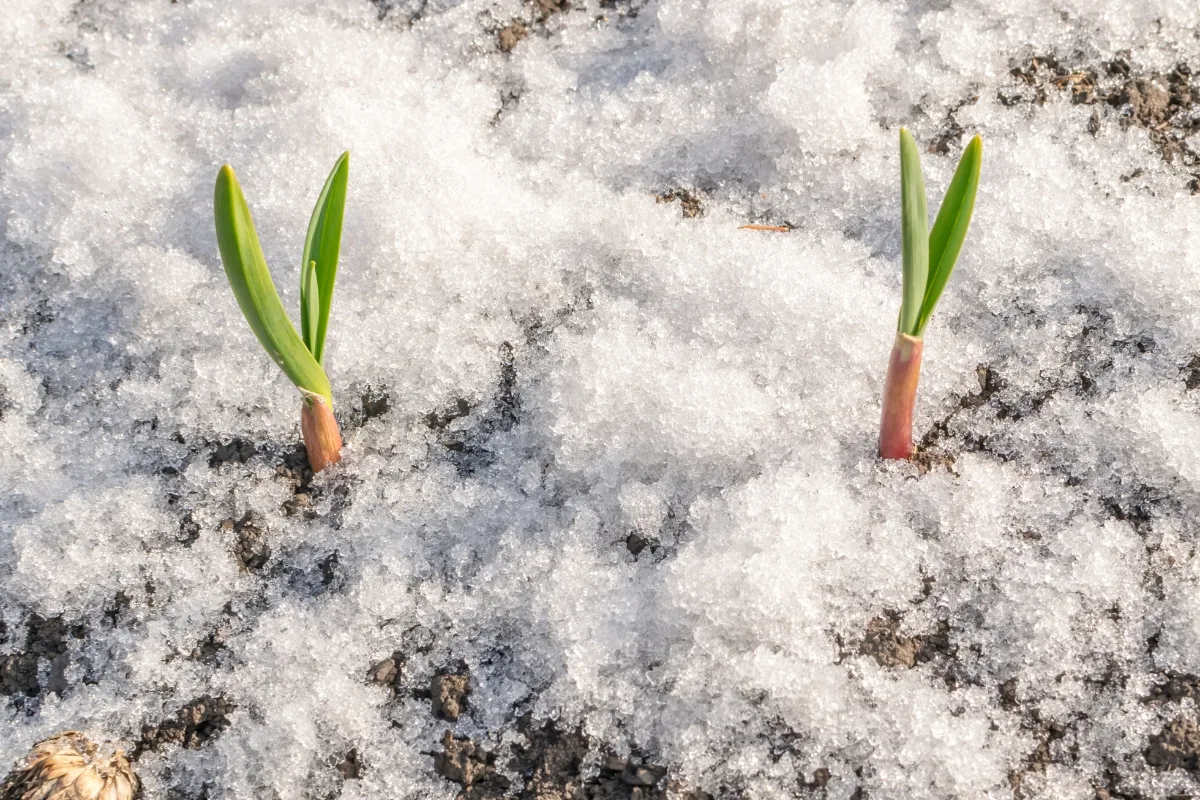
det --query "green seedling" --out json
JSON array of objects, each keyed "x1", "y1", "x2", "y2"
[
  {"x1": 880, "y1": 129, "x2": 982, "y2": 460},
  {"x1": 214, "y1": 152, "x2": 350, "y2": 472}
]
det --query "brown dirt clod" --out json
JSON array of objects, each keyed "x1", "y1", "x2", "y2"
[
  {"x1": 136, "y1": 695, "x2": 236, "y2": 755},
  {"x1": 498, "y1": 22, "x2": 528, "y2": 53},
  {"x1": 222, "y1": 512, "x2": 270, "y2": 572},
  {"x1": 655, "y1": 189, "x2": 704, "y2": 219},
  {"x1": 532, "y1": 0, "x2": 569, "y2": 19},
  {"x1": 432, "y1": 670, "x2": 472, "y2": 722},
  {"x1": 1146, "y1": 717, "x2": 1200, "y2": 771},
  {"x1": 859, "y1": 613, "x2": 951, "y2": 670},
  {"x1": 368, "y1": 651, "x2": 405, "y2": 692},
  {"x1": 434, "y1": 731, "x2": 509, "y2": 796}
]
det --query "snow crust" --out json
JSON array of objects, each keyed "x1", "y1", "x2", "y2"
[{"x1": 3, "y1": 0, "x2": 1200, "y2": 797}]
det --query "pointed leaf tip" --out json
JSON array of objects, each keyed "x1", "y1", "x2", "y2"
[
  {"x1": 214, "y1": 163, "x2": 332, "y2": 404},
  {"x1": 898, "y1": 127, "x2": 929, "y2": 337},
  {"x1": 302, "y1": 153, "x2": 350, "y2": 366},
  {"x1": 915, "y1": 133, "x2": 983, "y2": 336}
]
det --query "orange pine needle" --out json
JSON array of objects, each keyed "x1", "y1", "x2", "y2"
[{"x1": 739, "y1": 224, "x2": 791, "y2": 232}]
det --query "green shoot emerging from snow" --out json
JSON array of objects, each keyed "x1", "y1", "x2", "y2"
[
  {"x1": 880, "y1": 130, "x2": 982, "y2": 460},
  {"x1": 214, "y1": 152, "x2": 350, "y2": 471},
  {"x1": 898, "y1": 129, "x2": 982, "y2": 337}
]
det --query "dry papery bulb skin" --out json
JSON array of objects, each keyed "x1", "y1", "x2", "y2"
[
  {"x1": 0, "y1": 732, "x2": 139, "y2": 800},
  {"x1": 300, "y1": 391, "x2": 343, "y2": 473}
]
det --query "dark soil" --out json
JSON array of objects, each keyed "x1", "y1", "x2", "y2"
[
  {"x1": 435, "y1": 731, "x2": 511, "y2": 798},
  {"x1": 1003, "y1": 54, "x2": 1200, "y2": 186},
  {"x1": 654, "y1": 189, "x2": 706, "y2": 219},
  {"x1": 335, "y1": 748, "x2": 362, "y2": 780},
  {"x1": 433, "y1": 716, "x2": 692, "y2": 800},
  {"x1": 486, "y1": 0, "x2": 573, "y2": 57},
  {"x1": 135, "y1": 695, "x2": 237, "y2": 756},
  {"x1": 1145, "y1": 716, "x2": 1200, "y2": 772},
  {"x1": 209, "y1": 437, "x2": 256, "y2": 467},
  {"x1": 625, "y1": 531, "x2": 658, "y2": 557},
  {"x1": 437, "y1": 342, "x2": 522, "y2": 477},
  {"x1": 222, "y1": 512, "x2": 271, "y2": 573},
  {"x1": 0, "y1": 614, "x2": 84, "y2": 705},
  {"x1": 531, "y1": 0, "x2": 569, "y2": 21},
  {"x1": 360, "y1": 384, "x2": 392, "y2": 421},
  {"x1": 1148, "y1": 673, "x2": 1200, "y2": 703},
  {"x1": 367, "y1": 650, "x2": 406, "y2": 696}
]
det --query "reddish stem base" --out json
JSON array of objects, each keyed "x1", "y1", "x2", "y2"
[
  {"x1": 879, "y1": 333, "x2": 924, "y2": 460},
  {"x1": 300, "y1": 395, "x2": 343, "y2": 473}
]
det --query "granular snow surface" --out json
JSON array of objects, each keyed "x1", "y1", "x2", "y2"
[{"x1": 3, "y1": 0, "x2": 1200, "y2": 798}]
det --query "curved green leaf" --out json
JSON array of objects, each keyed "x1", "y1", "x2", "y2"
[
  {"x1": 898, "y1": 128, "x2": 929, "y2": 336},
  {"x1": 214, "y1": 164, "x2": 332, "y2": 405},
  {"x1": 915, "y1": 135, "x2": 982, "y2": 336},
  {"x1": 302, "y1": 151, "x2": 349, "y2": 365},
  {"x1": 301, "y1": 259, "x2": 320, "y2": 355}
]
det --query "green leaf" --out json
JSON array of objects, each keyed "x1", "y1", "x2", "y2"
[
  {"x1": 302, "y1": 151, "x2": 349, "y2": 365},
  {"x1": 301, "y1": 260, "x2": 321, "y2": 355},
  {"x1": 214, "y1": 164, "x2": 333, "y2": 405},
  {"x1": 915, "y1": 135, "x2": 983, "y2": 336},
  {"x1": 898, "y1": 128, "x2": 929, "y2": 337}
]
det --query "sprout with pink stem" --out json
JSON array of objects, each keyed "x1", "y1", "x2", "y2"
[{"x1": 879, "y1": 129, "x2": 982, "y2": 460}]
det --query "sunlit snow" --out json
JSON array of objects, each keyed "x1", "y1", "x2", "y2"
[{"x1": 3, "y1": 0, "x2": 1200, "y2": 798}]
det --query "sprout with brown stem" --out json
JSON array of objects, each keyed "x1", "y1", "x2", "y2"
[{"x1": 214, "y1": 153, "x2": 349, "y2": 472}]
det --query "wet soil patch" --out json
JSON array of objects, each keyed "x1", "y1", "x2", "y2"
[
  {"x1": 360, "y1": 384, "x2": 391, "y2": 422},
  {"x1": 927, "y1": 93, "x2": 980, "y2": 156},
  {"x1": 367, "y1": 650, "x2": 406, "y2": 697},
  {"x1": 433, "y1": 716, "x2": 686, "y2": 800},
  {"x1": 858, "y1": 611, "x2": 954, "y2": 670},
  {"x1": 177, "y1": 510, "x2": 202, "y2": 546},
  {"x1": 625, "y1": 531, "x2": 658, "y2": 557},
  {"x1": 1145, "y1": 716, "x2": 1200, "y2": 772},
  {"x1": 919, "y1": 306, "x2": 1163, "y2": 482},
  {"x1": 0, "y1": 614, "x2": 84, "y2": 706},
  {"x1": 135, "y1": 695, "x2": 237, "y2": 756},
  {"x1": 222, "y1": 512, "x2": 271, "y2": 573},
  {"x1": 1184, "y1": 355, "x2": 1200, "y2": 390},
  {"x1": 336, "y1": 747, "x2": 362, "y2": 779},
  {"x1": 655, "y1": 188, "x2": 706, "y2": 219},
  {"x1": 209, "y1": 437, "x2": 257, "y2": 467},
  {"x1": 427, "y1": 397, "x2": 471, "y2": 432},
  {"x1": 1003, "y1": 54, "x2": 1200, "y2": 185},
  {"x1": 437, "y1": 342, "x2": 522, "y2": 477}
]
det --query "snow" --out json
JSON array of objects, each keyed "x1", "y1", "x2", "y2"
[{"x1": 3, "y1": 0, "x2": 1200, "y2": 797}]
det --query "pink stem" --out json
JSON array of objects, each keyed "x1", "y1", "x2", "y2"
[{"x1": 879, "y1": 333, "x2": 924, "y2": 460}]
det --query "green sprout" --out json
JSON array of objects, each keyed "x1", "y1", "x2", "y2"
[
  {"x1": 214, "y1": 152, "x2": 349, "y2": 470},
  {"x1": 898, "y1": 129, "x2": 982, "y2": 338},
  {"x1": 880, "y1": 130, "x2": 982, "y2": 460}
]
